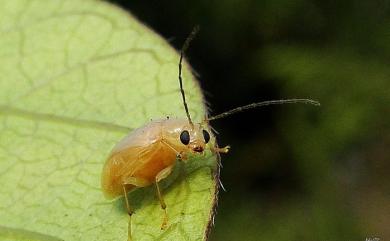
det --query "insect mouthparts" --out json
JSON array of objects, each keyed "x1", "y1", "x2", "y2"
[{"x1": 193, "y1": 146, "x2": 204, "y2": 153}]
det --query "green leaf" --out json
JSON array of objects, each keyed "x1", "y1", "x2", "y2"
[{"x1": 0, "y1": 1, "x2": 218, "y2": 241}]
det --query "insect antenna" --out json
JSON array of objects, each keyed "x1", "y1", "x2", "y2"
[
  {"x1": 207, "y1": 99, "x2": 320, "y2": 121},
  {"x1": 179, "y1": 25, "x2": 200, "y2": 126}
]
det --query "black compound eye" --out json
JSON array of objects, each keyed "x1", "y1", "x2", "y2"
[
  {"x1": 202, "y1": 130, "x2": 210, "y2": 143},
  {"x1": 180, "y1": 130, "x2": 190, "y2": 145}
]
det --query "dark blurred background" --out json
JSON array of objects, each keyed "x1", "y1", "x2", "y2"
[{"x1": 110, "y1": 1, "x2": 389, "y2": 240}]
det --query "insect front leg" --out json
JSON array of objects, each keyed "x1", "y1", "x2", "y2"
[
  {"x1": 155, "y1": 165, "x2": 174, "y2": 230},
  {"x1": 212, "y1": 145, "x2": 230, "y2": 154}
]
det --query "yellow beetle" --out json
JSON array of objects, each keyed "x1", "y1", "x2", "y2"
[{"x1": 101, "y1": 26, "x2": 319, "y2": 240}]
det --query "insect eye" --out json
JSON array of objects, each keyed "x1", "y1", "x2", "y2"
[
  {"x1": 180, "y1": 130, "x2": 190, "y2": 145},
  {"x1": 202, "y1": 130, "x2": 210, "y2": 143}
]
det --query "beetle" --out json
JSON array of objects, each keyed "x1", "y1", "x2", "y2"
[{"x1": 101, "y1": 26, "x2": 319, "y2": 239}]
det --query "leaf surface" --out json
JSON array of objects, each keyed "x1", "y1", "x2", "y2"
[{"x1": 0, "y1": 1, "x2": 217, "y2": 240}]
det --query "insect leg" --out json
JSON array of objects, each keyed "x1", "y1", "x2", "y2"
[
  {"x1": 155, "y1": 165, "x2": 174, "y2": 230},
  {"x1": 155, "y1": 182, "x2": 168, "y2": 230},
  {"x1": 121, "y1": 177, "x2": 152, "y2": 238},
  {"x1": 123, "y1": 176, "x2": 151, "y2": 187},
  {"x1": 211, "y1": 143, "x2": 226, "y2": 192},
  {"x1": 122, "y1": 185, "x2": 133, "y2": 241},
  {"x1": 212, "y1": 145, "x2": 230, "y2": 154}
]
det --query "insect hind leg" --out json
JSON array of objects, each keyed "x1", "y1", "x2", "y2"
[
  {"x1": 122, "y1": 185, "x2": 133, "y2": 241},
  {"x1": 121, "y1": 177, "x2": 151, "y2": 240}
]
